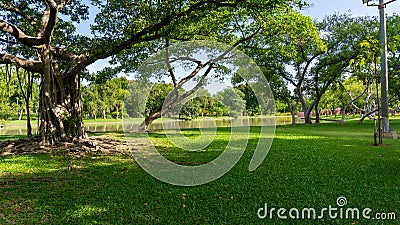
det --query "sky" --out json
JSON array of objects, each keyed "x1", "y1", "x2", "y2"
[
  {"x1": 85, "y1": 0, "x2": 400, "y2": 74},
  {"x1": 303, "y1": 0, "x2": 400, "y2": 20}
]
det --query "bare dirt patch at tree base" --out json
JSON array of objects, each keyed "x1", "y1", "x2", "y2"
[{"x1": 0, "y1": 136, "x2": 132, "y2": 157}]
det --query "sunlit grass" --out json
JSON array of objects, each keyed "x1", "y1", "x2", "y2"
[{"x1": 0, "y1": 119, "x2": 400, "y2": 224}]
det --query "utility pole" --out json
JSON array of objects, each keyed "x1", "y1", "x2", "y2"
[
  {"x1": 362, "y1": 0, "x2": 397, "y2": 138},
  {"x1": 379, "y1": 0, "x2": 390, "y2": 133}
]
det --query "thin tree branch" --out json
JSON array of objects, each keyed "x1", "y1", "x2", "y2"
[
  {"x1": 0, "y1": 2, "x2": 36, "y2": 26},
  {"x1": 85, "y1": 0, "x2": 246, "y2": 65}
]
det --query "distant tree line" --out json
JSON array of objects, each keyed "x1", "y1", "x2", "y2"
[{"x1": 81, "y1": 76, "x2": 263, "y2": 120}]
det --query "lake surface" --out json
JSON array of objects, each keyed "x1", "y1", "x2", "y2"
[{"x1": 0, "y1": 116, "x2": 301, "y2": 136}]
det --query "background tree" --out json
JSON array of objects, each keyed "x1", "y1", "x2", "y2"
[
  {"x1": 0, "y1": 65, "x2": 39, "y2": 131},
  {"x1": 82, "y1": 76, "x2": 128, "y2": 119},
  {"x1": 387, "y1": 14, "x2": 400, "y2": 113},
  {"x1": 145, "y1": 83, "x2": 174, "y2": 118},
  {"x1": 246, "y1": 12, "x2": 380, "y2": 124},
  {"x1": 244, "y1": 10, "x2": 327, "y2": 124},
  {"x1": 178, "y1": 99, "x2": 201, "y2": 119},
  {"x1": 0, "y1": 65, "x2": 19, "y2": 121},
  {"x1": 215, "y1": 87, "x2": 246, "y2": 118},
  {"x1": 234, "y1": 83, "x2": 261, "y2": 116}
]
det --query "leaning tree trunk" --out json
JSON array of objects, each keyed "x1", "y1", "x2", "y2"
[
  {"x1": 138, "y1": 107, "x2": 162, "y2": 132},
  {"x1": 39, "y1": 46, "x2": 86, "y2": 143},
  {"x1": 358, "y1": 109, "x2": 379, "y2": 124}
]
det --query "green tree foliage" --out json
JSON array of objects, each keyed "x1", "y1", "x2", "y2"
[
  {"x1": 215, "y1": 88, "x2": 246, "y2": 118},
  {"x1": 0, "y1": 67, "x2": 18, "y2": 121},
  {"x1": 82, "y1": 77, "x2": 128, "y2": 119},
  {"x1": 387, "y1": 15, "x2": 400, "y2": 108},
  {"x1": 145, "y1": 83, "x2": 174, "y2": 117},
  {"x1": 178, "y1": 99, "x2": 200, "y2": 119},
  {"x1": 244, "y1": 12, "x2": 380, "y2": 124},
  {"x1": 0, "y1": 65, "x2": 39, "y2": 123},
  {"x1": 1, "y1": 0, "x2": 299, "y2": 141},
  {"x1": 234, "y1": 83, "x2": 260, "y2": 116},
  {"x1": 242, "y1": 10, "x2": 327, "y2": 123}
]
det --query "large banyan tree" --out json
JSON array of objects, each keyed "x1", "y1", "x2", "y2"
[{"x1": 0, "y1": 0, "x2": 299, "y2": 143}]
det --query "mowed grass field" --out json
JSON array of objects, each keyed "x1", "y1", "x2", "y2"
[{"x1": 0, "y1": 119, "x2": 399, "y2": 224}]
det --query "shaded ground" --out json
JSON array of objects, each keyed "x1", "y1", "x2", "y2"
[{"x1": 0, "y1": 135, "x2": 131, "y2": 157}]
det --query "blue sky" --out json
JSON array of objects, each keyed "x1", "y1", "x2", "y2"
[
  {"x1": 303, "y1": 0, "x2": 400, "y2": 20},
  {"x1": 85, "y1": 0, "x2": 400, "y2": 74}
]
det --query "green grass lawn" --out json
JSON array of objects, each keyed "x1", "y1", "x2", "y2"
[{"x1": 1, "y1": 120, "x2": 400, "y2": 224}]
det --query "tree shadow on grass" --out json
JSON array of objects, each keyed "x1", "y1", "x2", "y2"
[
  {"x1": 0, "y1": 153, "x2": 158, "y2": 224},
  {"x1": 1, "y1": 144, "x2": 400, "y2": 224},
  {"x1": 1, "y1": 123, "x2": 400, "y2": 224}
]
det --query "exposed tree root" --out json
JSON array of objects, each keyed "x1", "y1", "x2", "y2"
[{"x1": 0, "y1": 136, "x2": 132, "y2": 157}]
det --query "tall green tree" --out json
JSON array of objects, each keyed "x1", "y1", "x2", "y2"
[
  {"x1": 245, "y1": 10, "x2": 326, "y2": 124},
  {"x1": 82, "y1": 76, "x2": 128, "y2": 119},
  {"x1": 1, "y1": 0, "x2": 298, "y2": 142},
  {"x1": 215, "y1": 87, "x2": 246, "y2": 118},
  {"x1": 0, "y1": 65, "x2": 19, "y2": 121},
  {"x1": 234, "y1": 83, "x2": 260, "y2": 116},
  {"x1": 246, "y1": 12, "x2": 376, "y2": 124},
  {"x1": 387, "y1": 14, "x2": 400, "y2": 107}
]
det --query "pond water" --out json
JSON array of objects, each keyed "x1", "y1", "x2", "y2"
[{"x1": 0, "y1": 116, "x2": 301, "y2": 136}]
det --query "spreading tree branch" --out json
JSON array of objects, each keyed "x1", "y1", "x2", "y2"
[
  {"x1": 38, "y1": 0, "x2": 59, "y2": 43},
  {"x1": 0, "y1": 53, "x2": 43, "y2": 73},
  {"x1": 83, "y1": 0, "x2": 246, "y2": 66},
  {"x1": 0, "y1": 20, "x2": 44, "y2": 47}
]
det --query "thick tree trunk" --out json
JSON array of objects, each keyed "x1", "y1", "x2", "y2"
[
  {"x1": 304, "y1": 109, "x2": 313, "y2": 125},
  {"x1": 315, "y1": 102, "x2": 320, "y2": 124},
  {"x1": 297, "y1": 87, "x2": 312, "y2": 125},
  {"x1": 38, "y1": 46, "x2": 86, "y2": 143},
  {"x1": 290, "y1": 110, "x2": 296, "y2": 125}
]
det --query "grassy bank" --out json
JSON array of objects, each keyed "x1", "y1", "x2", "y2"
[{"x1": 0, "y1": 120, "x2": 399, "y2": 224}]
